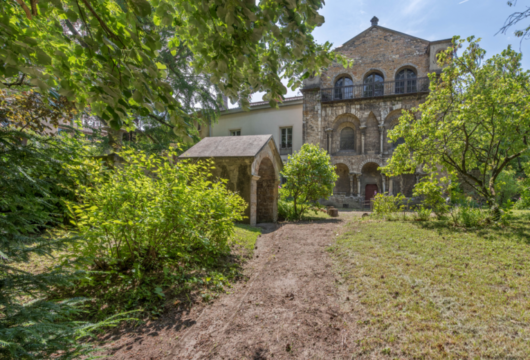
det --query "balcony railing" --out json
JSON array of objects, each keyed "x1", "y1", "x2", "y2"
[{"x1": 321, "y1": 77, "x2": 430, "y2": 103}]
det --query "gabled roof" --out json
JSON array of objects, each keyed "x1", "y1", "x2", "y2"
[
  {"x1": 340, "y1": 25, "x2": 430, "y2": 49},
  {"x1": 180, "y1": 135, "x2": 273, "y2": 158}
]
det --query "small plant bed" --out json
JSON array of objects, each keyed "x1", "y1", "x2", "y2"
[{"x1": 330, "y1": 211, "x2": 530, "y2": 358}]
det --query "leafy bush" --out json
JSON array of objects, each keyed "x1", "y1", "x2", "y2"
[
  {"x1": 413, "y1": 176, "x2": 449, "y2": 219},
  {"x1": 67, "y1": 148, "x2": 246, "y2": 316},
  {"x1": 372, "y1": 193, "x2": 406, "y2": 218},
  {"x1": 280, "y1": 144, "x2": 338, "y2": 220},
  {"x1": 494, "y1": 169, "x2": 521, "y2": 206},
  {"x1": 0, "y1": 129, "x2": 116, "y2": 359},
  {"x1": 449, "y1": 203, "x2": 490, "y2": 228},
  {"x1": 277, "y1": 196, "x2": 323, "y2": 221},
  {"x1": 414, "y1": 205, "x2": 432, "y2": 221}
]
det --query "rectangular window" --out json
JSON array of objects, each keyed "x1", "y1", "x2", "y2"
[
  {"x1": 280, "y1": 127, "x2": 292, "y2": 149},
  {"x1": 230, "y1": 129, "x2": 241, "y2": 136}
]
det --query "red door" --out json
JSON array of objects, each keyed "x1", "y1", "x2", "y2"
[{"x1": 365, "y1": 184, "x2": 378, "y2": 202}]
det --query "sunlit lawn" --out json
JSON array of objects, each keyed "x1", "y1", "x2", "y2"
[{"x1": 331, "y1": 211, "x2": 530, "y2": 359}]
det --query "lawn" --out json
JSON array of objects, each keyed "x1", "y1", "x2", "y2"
[
  {"x1": 330, "y1": 211, "x2": 530, "y2": 359},
  {"x1": 229, "y1": 223, "x2": 262, "y2": 258}
]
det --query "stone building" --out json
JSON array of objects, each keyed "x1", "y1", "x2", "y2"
[
  {"x1": 302, "y1": 16, "x2": 451, "y2": 209},
  {"x1": 179, "y1": 135, "x2": 283, "y2": 225}
]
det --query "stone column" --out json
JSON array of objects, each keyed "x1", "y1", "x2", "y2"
[
  {"x1": 389, "y1": 178, "x2": 394, "y2": 196},
  {"x1": 349, "y1": 173, "x2": 354, "y2": 197},
  {"x1": 356, "y1": 173, "x2": 361, "y2": 196},
  {"x1": 273, "y1": 179, "x2": 280, "y2": 223},
  {"x1": 325, "y1": 128, "x2": 333, "y2": 154},
  {"x1": 382, "y1": 175, "x2": 386, "y2": 193},
  {"x1": 250, "y1": 175, "x2": 261, "y2": 226},
  {"x1": 360, "y1": 126, "x2": 367, "y2": 155},
  {"x1": 378, "y1": 125, "x2": 385, "y2": 155}
]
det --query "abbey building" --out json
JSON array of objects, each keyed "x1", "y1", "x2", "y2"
[
  {"x1": 213, "y1": 17, "x2": 451, "y2": 209},
  {"x1": 301, "y1": 16, "x2": 450, "y2": 208}
]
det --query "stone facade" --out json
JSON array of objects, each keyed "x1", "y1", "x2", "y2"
[{"x1": 303, "y1": 17, "x2": 451, "y2": 209}]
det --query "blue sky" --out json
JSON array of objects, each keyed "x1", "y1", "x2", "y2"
[{"x1": 245, "y1": 0, "x2": 529, "y2": 103}]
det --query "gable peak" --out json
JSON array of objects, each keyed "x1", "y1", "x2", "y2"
[{"x1": 371, "y1": 16, "x2": 379, "y2": 27}]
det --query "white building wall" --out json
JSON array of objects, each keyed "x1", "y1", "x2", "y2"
[{"x1": 211, "y1": 102, "x2": 303, "y2": 161}]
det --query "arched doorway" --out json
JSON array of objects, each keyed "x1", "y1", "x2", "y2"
[
  {"x1": 334, "y1": 163, "x2": 350, "y2": 196},
  {"x1": 257, "y1": 158, "x2": 276, "y2": 223},
  {"x1": 361, "y1": 162, "x2": 381, "y2": 204}
]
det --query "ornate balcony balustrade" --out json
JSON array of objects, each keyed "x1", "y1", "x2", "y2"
[{"x1": 321, "y1": 77, "x2": 430, "y2": 103}]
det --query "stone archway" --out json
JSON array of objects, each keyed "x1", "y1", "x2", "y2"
[
  {"x1": 334, "y1": 163, "x2": 350, "y2": 196},
  {"x1": 257, "y1": 157, "x2": 276, "y2": 223},
  {"x1": 361, "y1": 162, "x2": 381, "y2": 201}
]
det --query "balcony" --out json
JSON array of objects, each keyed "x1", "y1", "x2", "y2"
[{"x1": 321, "y1": 77, "x2": 430, "y2": 103}]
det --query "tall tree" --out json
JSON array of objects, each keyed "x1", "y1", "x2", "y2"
[
  {"x1": 384, "y1": 37, "x2": 530, "y2": 218},
  {"x1": 2, "y1": 0, "x2": 348, "y2": 138}
]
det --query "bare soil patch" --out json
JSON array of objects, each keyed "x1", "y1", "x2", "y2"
[{"x1": 100, "y1": 213, "x2": 363, "y2": 359}]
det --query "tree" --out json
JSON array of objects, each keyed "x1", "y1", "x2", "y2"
[
  {"x1": 0, "y1": 127, "x2": 126, "y2": 359},
  {"x1": 281, "y1": 143, "x2": 338, "y2": 219},
  {"x1": 2, "y1": 0, "x2": 349, "y2": 138},
  {"x1": 384, "y1": 37, "x2": 530, "y2": 219}
]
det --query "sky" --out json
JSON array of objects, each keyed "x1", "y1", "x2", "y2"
[{"x1": 241, "y1": 0, "x2": 530, "y2": 105}]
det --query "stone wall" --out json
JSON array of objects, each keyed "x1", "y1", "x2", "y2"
[
  {"x1": 208, "y1": 157, "x2": 253, "y2": 222},
  {"x1": 322, "y1": 26, "x2": 431, "y2": 89},
  {"x1": 257, "y1": 158, "x2": 276, "y2": 223}
]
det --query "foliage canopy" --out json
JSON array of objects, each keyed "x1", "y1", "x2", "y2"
[
  {"x1": 2, "y1": 0, "x2": 349, "y2": 137},
  {"x1": 281, "y1": 143, "x2": 337, "y2": 219},
  {"x1": 384, "y1": 37, "x2": 530, "y2": 217}
]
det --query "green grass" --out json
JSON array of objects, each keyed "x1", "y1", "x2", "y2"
[
  {"x1": 229, "y1": 223, "x2": 261, "y2": 258},
  {"x1": 330, "y1": 211, "x2": 530, "y2": 359}
]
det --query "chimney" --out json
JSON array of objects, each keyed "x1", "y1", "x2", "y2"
[{"x1": 371, "y1": 16, "x2": 379, "y2": 27}]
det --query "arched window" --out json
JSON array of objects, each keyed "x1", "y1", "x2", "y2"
[
  {"x1": 340, "y1": 127, "x2": 355, "y2": 151},
  {"x1": 395, "y1": 69, "x2": 417, "y2": 94},
  {"x1": 334, "y1": 76, "x2": 353, "y2": 100},
  {"x1": 363, "y1": 73, "x2": 384, "y2": 97}
]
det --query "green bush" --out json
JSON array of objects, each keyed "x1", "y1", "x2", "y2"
[
  {"x1": 0, "y1": 129, "x2": 119, "y2": 359},
  {"x1": 449, "y1": 203, "x2": 490, "y2": 228},
  {"x1": 414, "y1": 205, "x2": 432, "y2": 221},
  {"x1": 277, "y1": 196, "x2": 323, "y2": 221},
  {"x1": 413, "y1": 176, "x2": 449, "y2": 219},
  {"x1": 280, "y1": 144, "x2": 338, "y2": 220},
  {"x1": 67, "y1": 148, "x2": 246, "y2": 316},
  {"x1": 372, "y1": 193, "x2": 406, "y2": 218}
]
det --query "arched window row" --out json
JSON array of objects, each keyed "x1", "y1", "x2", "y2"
[{"x1": 332, "y1": 68, "x2": 418, "y2": 98}]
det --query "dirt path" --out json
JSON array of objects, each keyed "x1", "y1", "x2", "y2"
[{"x1": 105, "y1": 214, "x2": 361, "y2": 359}]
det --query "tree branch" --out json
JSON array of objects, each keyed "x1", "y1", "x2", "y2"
[
  {"x1": 15, "y1": 0, "x2": 32, "y2": 19},
  {"x1": 147, "y1": 113, "x2": 174, "y2": 129},
  {"x1": 79, "y1": 0, "x2": 125, "y2": 48},
  {"x1": 2, "y1": 74, "x2": 26, "y2": 88}
]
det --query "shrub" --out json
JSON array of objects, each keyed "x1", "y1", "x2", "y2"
[
  {"x1": 372, "y1": 193, "x2": 406, "y2": 218},
  {"x1": 277, "y1": 196, "x2": 323, "y2": 221},
  {"x1": 413, "y1": 176, "x2": 449, "y2": 219},
  {"x1": 0, "y1": 129, "x2": 117, "y2": 359},
  {"x1": 449, "y1": 202, "x2": 490, "y2": 228},
  {"x1": 67, "y1": 148, "x2": 246, "y2": 316},
  {"x1": 280, "y1": 144, "x2": 338, "y2": 220},
  {"x1": 415, "y1": 205, "x2": 432, "y2": 221}
]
